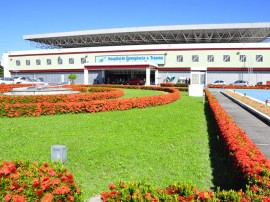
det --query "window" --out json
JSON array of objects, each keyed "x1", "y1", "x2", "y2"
[
  {"x1": 256, "y1": 55, "x2": 263, "y2": 62},
  {"x1": 16, "y1": 60, "x2": 20, "y2": 66},
  {"x1": 192, "y1": 55, "x2": 199, "y2": 62},
  {"x1": 81, "y1": 57, "x2": 86, "y2": 64},
  {"x1": 36, "y1": 59, "x2": 41, "y2": 65},
  {"x1": 207, "y1": 55, "x2": 214, "y2": 62},
  {"x1": 58, "y1": 57, "x2": 63, "y2": 65},
  {"x1": 47, "y1": 59, "x2": 52, "y2": 65},
  {"x1": 26, "y1": 60, "x2": 30, "y2": 66},
  {"x1": 239, "y1": 55, "x2": 246, "y2": 62},
  {"x1": 69, "y1": 58, "x2": 74, "y2": 64},
  {"x1": 223, "y1": 55, "x2": 230, "y2": 62},
  {"x1": 176, "y1": 55, "x2": 183, "y2": 62}
]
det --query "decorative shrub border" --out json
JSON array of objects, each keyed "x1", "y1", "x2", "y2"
[
  {"x1": 0, "y1": 85, "x2": 180, "y2": 117},
  {"x1": 0, "y1": 84, "x2": 32, "y2": 93},
  {"x1": 205, "y1": 89, "x2": 270, "y2": 192},
  {"x1": 101, "y1": 89, "x2": 270, "y2": 201},
  {"x1": 0, "y1": 87, "x2": 124, "y2": 104},
  {"x1": 159, "y1": 83, "x2": 188, "y2": 87}
]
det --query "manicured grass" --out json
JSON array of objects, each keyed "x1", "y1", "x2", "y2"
[
  {"x1": 0, "y1": 90, "x2": 213, "y2": 200},
  {"x1": 119, "y1": 88, "x2": 163, "y2": 98}
]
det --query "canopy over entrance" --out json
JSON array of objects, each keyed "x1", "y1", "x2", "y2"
[{"x1": 84, "y1": 63, "x2": 158, "y2": 85}]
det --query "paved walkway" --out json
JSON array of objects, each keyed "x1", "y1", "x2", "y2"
[{"x1": 211, "y1": 91, "x2": 270, "y2": 160}]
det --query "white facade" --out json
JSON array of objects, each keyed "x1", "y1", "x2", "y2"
[{"x1": 2, "y1": 42, "x2": 270, "y2": 85}]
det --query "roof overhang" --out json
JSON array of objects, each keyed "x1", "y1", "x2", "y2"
[
  {"x1": 24, "y1": 22, "x2": 270, "y2": 48},
  {"x1": 85, "y1": 63, "x2": 158, "y2": 70}
]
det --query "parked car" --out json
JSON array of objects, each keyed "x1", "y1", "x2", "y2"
[
  {"x1": 0, "y1": 77, "x2": 14, "y2": 84},
  {"x1": 123, "y1": 78, "x2": 145, "y2": 85},
  {"x1": 13, "y1": 77, "x2": 31, "y2": 84},
  {"x1": 209, "y1": 80, "x2": 226, "y2": 86},
  {"x1": 230, "y1": 80, "x2": 250, "y2": 86}
]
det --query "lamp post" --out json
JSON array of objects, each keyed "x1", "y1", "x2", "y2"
[{"x1": 51, "y1": 145, "x2": 67, "y2": 163}]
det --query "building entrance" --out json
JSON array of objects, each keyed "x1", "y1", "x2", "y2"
[{"x1": 104, "y1": 69, "x2": 155, "y2": 84}]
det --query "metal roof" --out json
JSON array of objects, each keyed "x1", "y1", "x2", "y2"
[{"x1": 23, "y1": 22, "x2": 270, "y2": 49}]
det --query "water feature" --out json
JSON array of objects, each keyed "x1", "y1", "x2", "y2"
[
  {"x1": 234, "y1": 89, "x2": 270, "y2": 103},
  {"x1": 3, "y1": 83, "x2": 80, "y2": 95}
]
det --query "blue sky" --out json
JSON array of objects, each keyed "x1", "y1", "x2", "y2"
[{"x1": 1, "y1": 0, "x2": 270, "y2": 59}]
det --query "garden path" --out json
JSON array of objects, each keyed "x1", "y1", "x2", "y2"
[{"x1": 211, "y1": 91, "x2": 270, "y2": 160}]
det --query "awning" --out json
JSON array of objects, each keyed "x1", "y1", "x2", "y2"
[{"x1": 84, "y1": 63, "x2": 158, "y2": 70}]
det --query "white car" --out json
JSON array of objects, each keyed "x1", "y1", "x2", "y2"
[
  {"x1": 209, "y1": 80, "x2": 226, "y2": 86},
  {"x1": 0, "y1": 77, "x2": 14, "y2": 84},
  {"x1": 13, "y1": 77, "x2": 31, "y2": 84},
  {"x1": 230, "y1": 80, "x2": 250, "y2": 86}
]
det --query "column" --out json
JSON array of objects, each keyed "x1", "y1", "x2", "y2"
[
  {"x1": 84, "y1": 68, "x2": 89, "y2": 84},
  {"x1": 145, "y1": 67, "x2": 150, "y2": 86},
  {"x1": 101, "y1": 70, "x2": 105, "y2": 84},
  {"x1": 155, "y1": 69, "x2": 159, "y2": 86}
]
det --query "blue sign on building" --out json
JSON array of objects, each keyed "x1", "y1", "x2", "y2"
[{"x1": 96, "y1": 54, "x2": 165, "y2": 64}]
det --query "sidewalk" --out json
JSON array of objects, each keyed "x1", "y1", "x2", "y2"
[{"x1": 210, "y1": 91, "x2": 270, "y2": 160}]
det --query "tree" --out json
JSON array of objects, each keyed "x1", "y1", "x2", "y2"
[
  {"x1": 0, "y1": 65, "x2": 3, "y2": 76},
  {"x1": 68, "y1": 74, "x2": 77, "y2": 84}
]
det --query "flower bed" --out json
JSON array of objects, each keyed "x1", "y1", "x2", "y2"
[
  {"x1": 0, "y1": 161, "x2": 82, "y2": 202},
  {"x1": 0, "y1": 87, "x2": 124, "y2": 104},
  {"x1": 0, "y1": 84, "x2": 32, "y2": 93},
  {"x1": 101, "y1": 89, "x2": 270, "y2": 201},
  {"x1": 0, "y1": 85, "x2": 180, "y2": 117},
  {"x1": 160, "y1": 83, "x2": 189, "y2": 88}
]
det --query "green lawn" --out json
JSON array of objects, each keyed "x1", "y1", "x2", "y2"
[
  {"x1": 0, "y1": 89, "x2": 215, "y2": 200},
  {"x1": 119, "y1": 88, "x2": 163, "y2": 98}
]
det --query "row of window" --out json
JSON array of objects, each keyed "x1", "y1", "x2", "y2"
[
  {"x1": 15, "y1": 54, "x2": 264, "y2": 66},
  {"x1": 16, "y1": 57, "x2": 87, "y2": 66},
  {"x1": 176, "y1": 55, "x2": 264, "y2": 62}
]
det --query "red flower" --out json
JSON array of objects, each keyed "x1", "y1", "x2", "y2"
[
  {"x1": 178, "y1": 196, "x2": 185, "y2": 201},
  {"x1": 197, "y1": 191, "x2": 213, "y2": 200},
  {"x1": 12, "y1": 195, "x2": 27, "y2": 202},
  {"x1": 66, "y1": 173, "x2": 74, "y2": 179},
  {"x1": 67, "y1": 195, "x2": 75, "y2": 202},
  {"x1": 0, "y1": 161, "x2": 17, "y2": 175},
  {"x1": 48, "y1": 168, "x2": 56, "y2": 176},
  {"x1": 120, "y1": 182, "x2": 126, "y2": 188},
  {"x1": 51, "y1": 178, "x2": 61, "y2": 186},
  {"x1": 35, "y1": 189, "x2": 43, "y2": 197},
  {"x1": 32, "y1": 178, "x2": 40, "y2": 187},
  {"x1": 109, "y1": 183, "x2": 116, "y2": 189},
  {"x1": 40, "y1": 180, "x2": 51, "y2": 191},
  {"x1": 53, "y1": 185, "x2": 70, "y2": 195},
  {"x1": 4, "y1": 194, "x2": 12, "y2": 202},
  {"x1": 41, "y1": 193, "x2": 54, "y2": 202},
  {"x1": 61, "y1": 176, "x2": 68, "y2": 182},
  {"x1": 145, "y1": 192, "x2": 152, "y2": 199},
  {"x1": 76, "y1": 187, "x2": 81, "y2": 194}
]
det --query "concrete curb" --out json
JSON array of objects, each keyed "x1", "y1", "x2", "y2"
[{"x1": 220, "y1": 91, "x2": 270, "y2": 126}]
